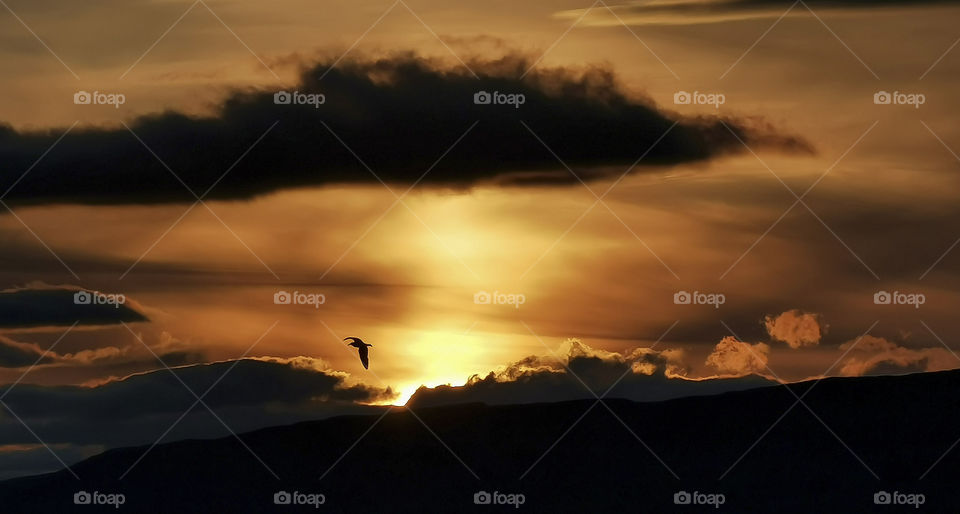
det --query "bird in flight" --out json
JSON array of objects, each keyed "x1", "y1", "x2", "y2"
[{"x1": 344, "y1": 337, "x2": 373, "y2": 369}]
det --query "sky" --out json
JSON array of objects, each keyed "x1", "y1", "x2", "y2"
[{"x1": 1, "y1": 0, "x2": 960, "y2": 478}]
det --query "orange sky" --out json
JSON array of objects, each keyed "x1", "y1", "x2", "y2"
[{"x1": 2, "y1": 0, "x2": 960, "y2": 403}]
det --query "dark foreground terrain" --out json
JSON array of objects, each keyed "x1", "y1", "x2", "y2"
[{"x1": 2, "y1": 370, "x2": 960, "y2": 512}]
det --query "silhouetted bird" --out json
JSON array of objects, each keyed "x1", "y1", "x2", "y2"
[{"x1": 344, "y1": 337, "x2": 373, "y2": 369}]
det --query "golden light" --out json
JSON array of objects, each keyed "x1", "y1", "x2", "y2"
[{"x1": 387, "y1": 329, "x2": 502, "y2": 406}]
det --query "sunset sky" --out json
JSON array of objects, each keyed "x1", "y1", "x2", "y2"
[{"x1": 1, "y1": 0, "x2": 960, "y2": 479}]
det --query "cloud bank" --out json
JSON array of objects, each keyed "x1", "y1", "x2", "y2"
[{"x1": 408, "y1": 338, "x2": 776, "y2": 408}]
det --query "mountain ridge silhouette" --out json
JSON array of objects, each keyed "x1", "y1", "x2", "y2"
[{"x1": 2, "y1": 369, "x2": 959, "y2": 512}]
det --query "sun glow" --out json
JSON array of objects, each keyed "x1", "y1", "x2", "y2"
[{"x1": 386, "y1": 329, "x2": 496, "y2": 405}]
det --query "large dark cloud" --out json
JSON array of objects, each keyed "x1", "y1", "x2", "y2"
[{"x1": 0, "y1": 52, "x2": 810, "y2": 206}]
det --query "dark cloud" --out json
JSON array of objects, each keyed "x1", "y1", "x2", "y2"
[
  {"x1": 408, "y1": 339, "x2": 775, "y2": 408},
  {"x1": 0, "y1": 285, "x2": 147, "y2": 328},
  {"x1": 0, "y1": 52, "x2": 810, "y2": 206}
]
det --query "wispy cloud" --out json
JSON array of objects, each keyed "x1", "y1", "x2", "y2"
[{"x1": 555, "y1": 0, "x2": 960, "y2": 27}]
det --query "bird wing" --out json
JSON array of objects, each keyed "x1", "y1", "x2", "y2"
[
  {"x1": 358, "y1": 345, "x2": 369, "y2": 369},
  {"x1": 344, "y1": 337, "x2": 362, "y2": 344}
]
